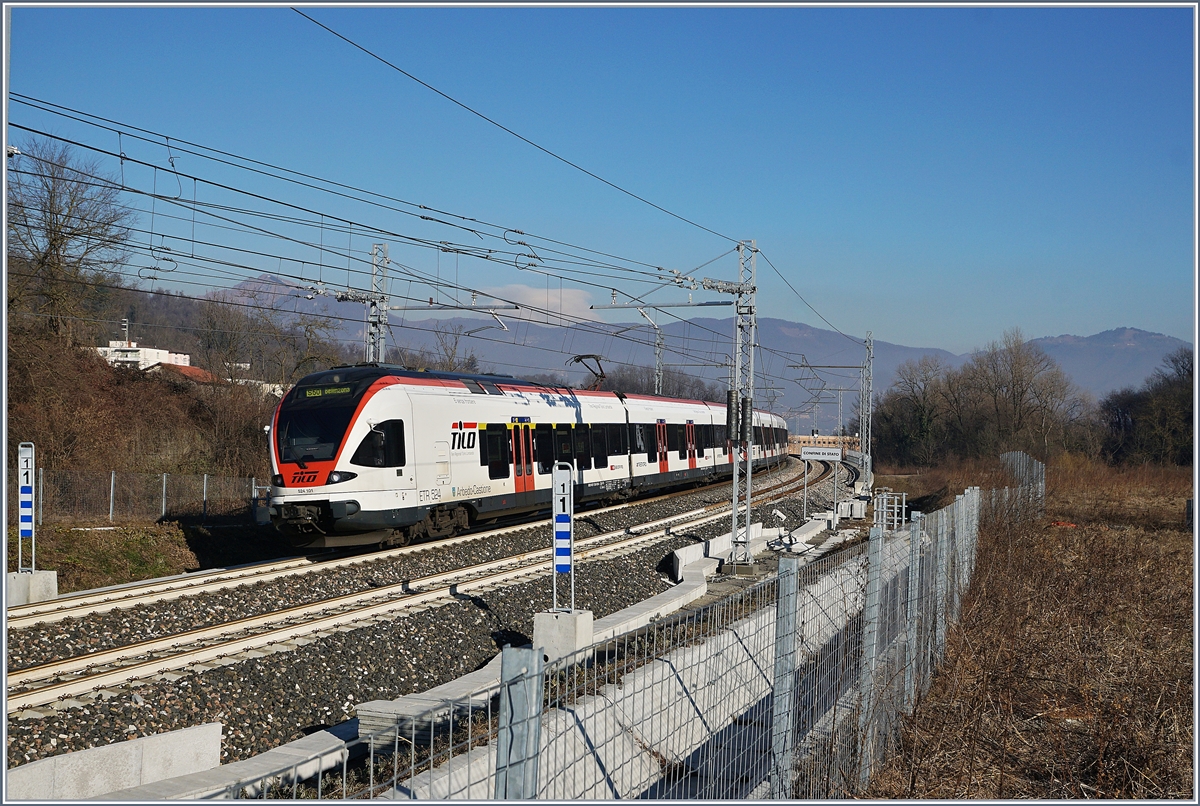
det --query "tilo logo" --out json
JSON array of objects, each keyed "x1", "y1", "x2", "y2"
[
  {"x1": 450, "y1": 422, "x2": 478, "y2": 450},
  {"x1": 291, "y1": 471, "x2": 319, "y2": 485}
]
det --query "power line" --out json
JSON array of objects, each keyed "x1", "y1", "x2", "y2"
[
  {"x1": 756, "y1": 248, "x2": 863, "y2": 346},
  {"x1": 14, "y1": 94, "x2": 865, "y2": 367},
  {"x1": 290, "y1": 9, "x2": 741, "y2": 245},
  {"x1": 11, "y1": 129, "x2": 818, "y2": 392}
]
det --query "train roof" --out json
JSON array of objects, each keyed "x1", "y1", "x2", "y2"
[
  {"x1": 293, "y1": 364, "x2": 785, "y2": 420},
  {"x1": 297, "y1": 363, "x2": 528, "y2": 388}
]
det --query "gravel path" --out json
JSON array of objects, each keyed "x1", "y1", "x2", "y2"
[{"x1": 6, "y1": 465, "x2": 850, "y2": 770}]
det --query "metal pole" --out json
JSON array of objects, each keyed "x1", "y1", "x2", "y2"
[
  {"x1": 769, "y1": 555, "x2": 800, "y2": 798},
  {"x1": 803, "y1": 461, "x2": 808, "y2": 519},
  {"x1": 162, "y1": 473, "x2": 168, "y2": 519},
  {"x1": 37, "y1": 466, "x2": 43, "y2": 526},
  {"x1": 654, "y1": 327, "x2": 664, "y2": 396},
  {"x1": 494, "y1": 645, "x2": 544, "y2": 799},
  {"x1": 857, "y1": 526, "x2": 884, "y2": 789},
  {"x1": 203, "y1": 473, "x2": 208, "y2": 522},
  {"x1": 904, "y1": 513, "x2": 922, "y2": 711},
  {"x1": 109, "y1": 470, "x2": 115, "y2": 522},
  {"x1": 833, "y1": 458, "x2": 838, "y2": 531}
]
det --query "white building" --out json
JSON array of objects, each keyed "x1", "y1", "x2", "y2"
[{"x1": 96, "y1": 341, "x2": 191, "y2": 371}]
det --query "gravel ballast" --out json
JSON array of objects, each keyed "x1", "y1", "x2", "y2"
[{"x1": 6, "y1": 465, "x2": 851, "y2": 770}]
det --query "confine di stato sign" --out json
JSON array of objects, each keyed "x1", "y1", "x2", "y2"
[{"x1": 800, "y1": 446, "x2": 844, "y2": 461}]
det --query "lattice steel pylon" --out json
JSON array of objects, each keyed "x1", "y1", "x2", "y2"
[
  {"x1": 336, "y1": 243, "x2": 390, "y2": 363},
  {"x1": 704, "y1": 240, "x2": 756, "y2": 564}
]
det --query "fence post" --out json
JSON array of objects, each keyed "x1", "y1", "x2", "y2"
[
  {"x1": 856, "y1": 526, "x2": 884, "y2": 790},
  {"x1": 109, "y1": 470, "x2": 116, "y2": 522},
  {"x1": 203, "y1": 474, "x2": 208, "y2": 522},
  {"x1": 769, "y1": 555, "x2": 800, "y2": 798},
  {"x1": 904, "y1": 513, "x2": 922, "y2": 713},
  {"x1": 162, "y1": 473, "x2": 168, "y2": 519},
  {"x1": 494, "y1": 645, "x2": 544, "y2": 799},
  {"x1": 935, "y1": 511, "x2": 947, "y2": 662}
]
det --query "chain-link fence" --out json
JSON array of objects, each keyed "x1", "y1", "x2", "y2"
[
  {"x1": 208, "y1": 453, "x2": 1048, "y2": 800},
  {"x1": 6, "y1": 469, "x2": 261, "y2": 524}
]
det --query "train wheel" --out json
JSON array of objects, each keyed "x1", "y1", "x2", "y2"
[{"x1": 385, "y1": 528, "x2": 413, "y2": 548}]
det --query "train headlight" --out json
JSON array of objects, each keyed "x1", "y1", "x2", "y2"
[
  {"x1": 326, "y1": 470, "x2": 358, "y2": 485},
  {"x1": 272, "y1": 474, "x2": 284, "y2": 487}
]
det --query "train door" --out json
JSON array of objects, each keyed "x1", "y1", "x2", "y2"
[
  {"x1": 512, "y1": 424, "x2": 534, "y2": 493},
  {"x1": 685, "y1": 422, "x2": 696, "y2": 470},
  {"x1": 656, "y1": 421, "x2": 669, "y2": 474}
]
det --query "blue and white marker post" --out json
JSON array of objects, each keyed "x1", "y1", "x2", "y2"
[
  {"x1": 17, "y1": 442, "x2": 35, "y2": 572},
  {"x1": 534, "y1": 460, "x2": 591, "y2": 664},
  {"x1": 551, "y1": 461, "x2": 575, "y2": 611},
  {"x1": 9, "y1": 443, "x2": 56, "y2": 606}
]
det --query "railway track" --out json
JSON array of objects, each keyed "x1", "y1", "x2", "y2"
[
  {"x1": 7, "y1": 459, "x2": 840, "y2": 714},
  {"x1": 6, "y1": 457, "x2": 813, "y2": 630}
]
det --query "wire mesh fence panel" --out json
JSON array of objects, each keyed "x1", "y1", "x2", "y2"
[
  {"x1": 207, "y1": 459, "x2": 1037, "y2": 800},
  {"x1": 6, "y1": 468, "x2": 256, "y2": 524}
]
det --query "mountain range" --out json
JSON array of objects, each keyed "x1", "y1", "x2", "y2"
[{"x1": 231, "y1": 275, "x2": 1189, "y2": 430}]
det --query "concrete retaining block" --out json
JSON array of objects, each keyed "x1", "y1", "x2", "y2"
[
  {"x1": 9, "y1": 722, "x2": 220, "y2": 800},
  {"x1": 95, "y1": 722, "x2": 354, "y2": 800},
  {"x1": 534, "y1": 609, "x2": 593, "y2": 664},
  {"x1": 538, "y1": 698, "x2": 661, "y2": 799},
  {"x1": 6, "y1": 570, "x2": 57, "y2": 607}
]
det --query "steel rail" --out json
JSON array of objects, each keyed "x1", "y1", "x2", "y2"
[
  {"x1": 7, "y1": 458, "x2": 809, "y2": 629},
  {"x1": 7, "y1": 461, "x2": 836, "y2": 713}
]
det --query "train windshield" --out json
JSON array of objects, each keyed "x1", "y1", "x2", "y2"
[{"x1": 275, "y1": 380, "x2": 366, "y2": 465}]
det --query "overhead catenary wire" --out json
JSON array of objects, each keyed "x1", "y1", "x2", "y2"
[
  {"x1": 290, "y1": 9, "x2": 741, "y2": 246},
  {"x1": 10, "y1": 126, "x2": 830, "y2": 394},
  {"x1": 13, "y1": 94, "x2": 863, "y2": 364},
  {"x1": 10, "y1": 111, "x2": 845, "y2": 377}
]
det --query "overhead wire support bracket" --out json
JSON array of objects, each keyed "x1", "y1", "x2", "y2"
[{"x1": 590, "y1": 298, "x2": 734, "y2": 395}]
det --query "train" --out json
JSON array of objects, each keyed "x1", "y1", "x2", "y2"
[{"x1": 267, "y1": 364, "x2": 789, "y2": 548}]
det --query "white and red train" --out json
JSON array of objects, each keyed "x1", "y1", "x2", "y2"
[{"x1": 268, "y1": 364, "x2": 788, "y2": 548}]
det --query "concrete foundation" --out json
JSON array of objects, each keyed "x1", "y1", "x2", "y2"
[
  {"x1": 7, "y1": 570, "x2": 58, "y2": 607},
  {"x1": 7, "y1": 722, "x2": 221, "y2": 800},
  {"x1": 533, "y1": 609, "x2": 593, "y2": 665}
]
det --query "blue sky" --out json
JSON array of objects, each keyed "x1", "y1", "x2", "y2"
[{"x1": 5, "y1": 5, "x2": 1195, "y2": 356}]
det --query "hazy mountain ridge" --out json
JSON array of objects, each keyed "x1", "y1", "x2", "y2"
[{"x1": 229, "y1": 274, "x2": 1189, "y2": 417}]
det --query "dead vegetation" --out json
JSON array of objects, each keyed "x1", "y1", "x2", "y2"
[{"x1": 866, "y1": 458, "x2": 1193, "y2": 798}]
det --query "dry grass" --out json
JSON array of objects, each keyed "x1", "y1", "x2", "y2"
[
  {"x1": 866, "y1": 458, "x2": 1194, "y2": 799},
  {"x1": 5, "y1": 521, "x2": 290, "y2": 594}
]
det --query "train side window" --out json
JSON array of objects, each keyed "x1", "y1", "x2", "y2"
[
  {"x1": 591, "y1": 427, "x2": 608, "y2": 468},
  {"x1": 480, "y1": 381, "x2": 504, "y2": 395},
  {"x1": 535, "y1": 424, "x2": 554, "y2": 474},
  {"x1": 607, "y1": 424, "x2": 626, "y2": 456},
  {"x1": 716, "y1": 424, "x2": 727, "y2": 454},
  {"x1": 350, "y1": 419, "x2": 406, "y2": 467},
  {"x1": 573, "y1": 425, "x2": 592, "y2": 471},
  {"x1": 667, "y1": 424, "x2": 683, "y2": 457},
  {"x1": 696, "y1": 424, "x2": 707, "y2": 458},
  {"x1": 628, "y1": 424, "x2": 643, "y2": 457},
  {"x1": 555, "y1": 425, "x2": 573, "y2": 464},
  {"x1": 485, "y1": 424, "x2": 510, "y2": 479},
  {"x1": 461, "y1": 379, "x2": 487, "y2": 395}
]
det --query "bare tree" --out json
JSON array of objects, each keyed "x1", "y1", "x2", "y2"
[{"x1": 7, "y1": 138, "x2": 134, "y2": 342}]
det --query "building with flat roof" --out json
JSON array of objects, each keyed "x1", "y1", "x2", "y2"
[{"x1": 96, "y1": 341, "x2": 191, "y2": 371}]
